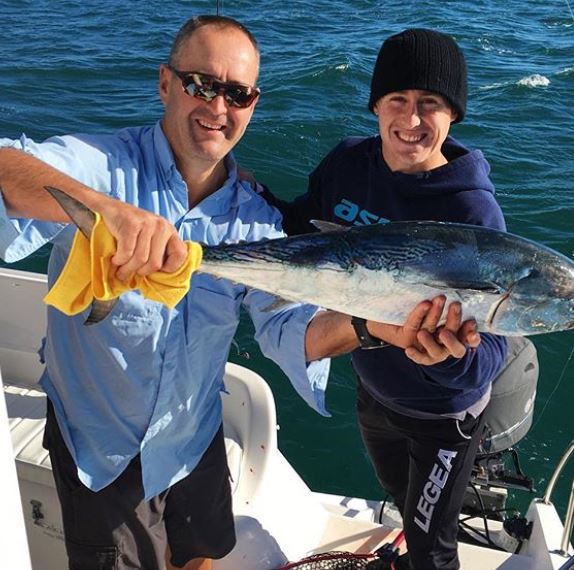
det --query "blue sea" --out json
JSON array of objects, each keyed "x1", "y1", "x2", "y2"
[{"x1": 1, "y1": 0, "x2": 573, "y2": 518}]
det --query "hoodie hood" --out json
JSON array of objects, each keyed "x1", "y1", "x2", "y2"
[{"x1": 376, "y1": 135, "x2": 496, "y2": 197}]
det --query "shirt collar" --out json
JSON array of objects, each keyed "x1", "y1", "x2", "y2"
[
  {"x1": 152, "y1": 121, "x2": 253, "y2": 218},
  {"x1": 188, "y1": 155, "x2": 253, "y2": 218},
  {"x1": 152, "y1": 121, "x2": 175, "y2": 180}
]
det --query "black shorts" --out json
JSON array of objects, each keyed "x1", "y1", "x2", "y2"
[{"x1": 43, "y1": 400, "x2": 236, "y2": 569}]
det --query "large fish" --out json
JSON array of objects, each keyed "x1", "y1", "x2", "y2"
[{"x1": 46, "y1": 186, "x2": 574, "y2": 336}]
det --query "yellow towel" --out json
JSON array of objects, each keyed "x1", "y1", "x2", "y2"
[{"x1": 44, "y1": 213, "x2": 203, "y2": 316}]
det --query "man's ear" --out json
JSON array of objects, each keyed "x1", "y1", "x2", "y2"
[
  {"x1": 449, "y1": 103, "x2": 458, "y2": 123},
  {"x1": 158, "y1": 64, "x2": 171, "y2": 104}
]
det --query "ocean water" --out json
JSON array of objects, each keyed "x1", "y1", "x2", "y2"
[{"x1": 1, "y1": 0, "x2": 573, "y2": 519}]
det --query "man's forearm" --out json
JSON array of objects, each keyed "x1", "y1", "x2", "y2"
[
  {"x1": 305, "y1": 299, "x2": 477, "y2": 365},
  {"x1": 0, "y1": 147, "x2": 105, "y2": 220},
  {"x1": 0, "y1": 147, "x2": 188, "y2": 278},
  {"x1": 304, "y1": 310, "x2": 410, "y2": 361},
  {"x1": 305, "y1": 311, "x2": 359, "y2": 361}
]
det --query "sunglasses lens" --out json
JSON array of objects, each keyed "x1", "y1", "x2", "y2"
[
  {"x1": 182, "y1": 73, "x2": 257, "y2": 108},
  {"x1": 183, "y1": 75, "x2": 215, "y2": 101},
  {"x1": 224, "y1": 86, "x2": 257, "y2": 108}
]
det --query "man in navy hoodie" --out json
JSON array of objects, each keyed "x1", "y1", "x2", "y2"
[{"x1": 261, "y1": 28, "x2": 508, "y2": 570}]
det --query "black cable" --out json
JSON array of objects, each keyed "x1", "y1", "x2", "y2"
[
  {"x1": 468, "y1": 482, "x2": 493, "y2": 545},
  {"x1": 378, "y1": 494, "x2": 389, "y2": 525},
  {"x1": 458, "y1": 519, "x2": 506, "y2": 551}
]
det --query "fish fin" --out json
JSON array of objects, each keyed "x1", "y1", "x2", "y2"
[
  {"x1": 84, "y1": 299, "x2": 118, "y2": 325},
  {"x1": 427, "y1": 280, "x2": 506, "y2": 294},
  {"x1": 44, "y1": 186, "x2": 118, "y2": 325},
  {"x1": 310, "y1": 220, "x2": 349, "y2": 232},
  {"x1": 261, "y1": 295, "x2": 297, "y2": 312},
  {"x1": 44, "y1": 185, "x2": 97, "y2": 239}
]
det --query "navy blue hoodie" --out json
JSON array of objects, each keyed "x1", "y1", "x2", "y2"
[{"x1": 261, "y1": 135, "x2": 508, "y2": 415}]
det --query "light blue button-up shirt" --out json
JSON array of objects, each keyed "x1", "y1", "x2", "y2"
[{"x1": 0, "y1": 123, "x2": 330, "y2": 500}]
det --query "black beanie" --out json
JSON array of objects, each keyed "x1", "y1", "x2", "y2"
[{"x1": 368, "y1": 28, "x2": 467, "y2": 123}]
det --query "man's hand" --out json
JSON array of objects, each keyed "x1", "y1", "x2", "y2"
[
  {"x1": 237, "y1": 166, "x2": 257, "y2": 186},
  {"x1": 406, "y1": 301, "x2": 480, "y2": 365},
  {"x1": 367, "y1": 296, "x2": 480, "y2": 366},
  {"x1": 96, "y1": 198, "x2": 188, "y2": 281}
]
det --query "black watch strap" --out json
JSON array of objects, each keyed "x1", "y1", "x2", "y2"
[{"x1": 351, "y1": 316, "x2": 387, "y2": 350}]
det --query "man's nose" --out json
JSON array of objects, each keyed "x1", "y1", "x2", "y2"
[
  {"x1": 404, "y1": 102, "x2": 422, "y2": 127},
  {"x1": 209, "y1": 92, "x2": 228, "y2": 113}
]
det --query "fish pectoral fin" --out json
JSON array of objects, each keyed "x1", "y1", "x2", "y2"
[
  {"x1": 310, "y1": 220, "x2": 349, "y2": 232},
  {"x1": 424, "y1": 279, "x2": 506, "y2": 294},
  {"x1": 261, "y1": 295, "x2": 297, "y2": 312}
]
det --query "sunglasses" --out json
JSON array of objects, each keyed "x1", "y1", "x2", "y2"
[{"x1": 167, "y1": 64, "x2": 260, "y2": 108}]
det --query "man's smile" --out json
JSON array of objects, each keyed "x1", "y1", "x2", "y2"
[
  {"x1": 394, "y1": 130, "x2": 427, "y2": 144},
  {"x1": 196, "y1": 118, "x2": 226, "y2": 131}
]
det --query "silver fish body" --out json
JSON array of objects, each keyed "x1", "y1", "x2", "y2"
[
  {"x1": 200, "y1": 221, "x2": 574, "y2": 336},
  {"x1": 43, "y1": 186, "x2": 574, "y2": 334}
]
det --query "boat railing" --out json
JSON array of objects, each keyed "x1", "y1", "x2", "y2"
[{"x1": 542, "y1": 439, "x2": 574, "y2": 556}]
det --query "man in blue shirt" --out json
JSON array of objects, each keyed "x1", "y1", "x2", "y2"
[{"x1": 0, "y1": 17, "x2": 478, "y2": 570}]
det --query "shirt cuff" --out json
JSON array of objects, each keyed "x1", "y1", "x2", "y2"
[
  {"x1": 0, "y1": 190, "x2": 20, "y2": 261},
  {"x1": 275, "y1": 304, "x2": 332, "y2": 417}
]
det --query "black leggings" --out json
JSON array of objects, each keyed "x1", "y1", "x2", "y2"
[{"x1": 357, "y1": 383, "x2": 485, "y2": 570}]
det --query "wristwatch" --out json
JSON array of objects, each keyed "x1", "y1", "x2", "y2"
[{"x1": 351, "y1": 316, "x2": 387, "y2": 350}]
